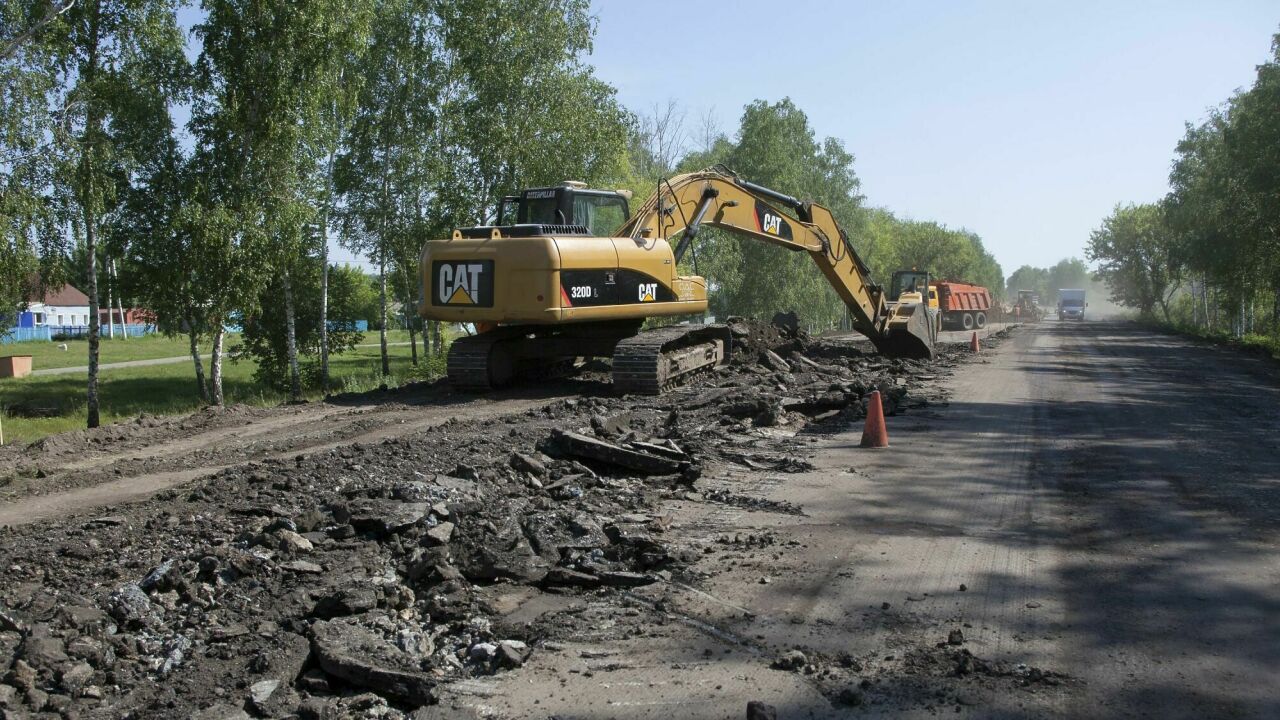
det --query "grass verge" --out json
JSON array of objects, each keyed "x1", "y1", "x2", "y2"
[{"x1": 0, "y1": 339, "x2": 445, "y2": 445}]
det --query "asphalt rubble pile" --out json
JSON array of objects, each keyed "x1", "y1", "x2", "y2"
[{"x1": 0, "y1": 319, "x2": 1008, "y2": 719}]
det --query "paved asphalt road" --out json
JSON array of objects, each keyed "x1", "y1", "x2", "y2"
[{"x1": 450, "y1": 319, "x2": 1280, "y2": 718}]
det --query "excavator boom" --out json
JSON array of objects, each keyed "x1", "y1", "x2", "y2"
[{"x1": 618, "y1": 168, "x2": 936, "y2": 359}]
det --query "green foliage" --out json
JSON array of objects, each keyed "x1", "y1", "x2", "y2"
[
  {"x1": 0, "y1": 0, "x2": 65, "y2": 312},
  {"x1": 1093, "y1": 31, "x2": 1280, "y2": 337},
  {"x1": 1005, "y1": 258, "x2": 1089, "y2": 304},
  {"x1": 238, "y1": 261, "x2": 367, "y2": 391},
  {"x1": 1087, "y1": 203, "x2": 1180, "y2": 321},
  {"x1": 683, "y1": 99, "x2": 864, "y2": 329},
  {"x1": 331, "y1": 265, "x2": 380, "y2": 327}
]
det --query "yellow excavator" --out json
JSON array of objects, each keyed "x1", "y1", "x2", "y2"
[{"x1": 417, "y1": 166, "x2": 936, "y2": 394}]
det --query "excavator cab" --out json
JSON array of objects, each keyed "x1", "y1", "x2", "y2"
[
  {"x1": 492, "y1": 182, "x2": 630, "y2": 236},
  {"x1": 888, "y1": 270, "x2": 931, "y2": 303}
]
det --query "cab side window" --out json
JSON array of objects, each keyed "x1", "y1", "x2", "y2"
[{"x1": 574, "y1": 196, "x2": 628, "y2": 236}]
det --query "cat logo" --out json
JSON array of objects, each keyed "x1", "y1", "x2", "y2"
[
  {"x1": 638, "y1": 282, "x2": 658, "y2": 302},
  {"x1": 761, "y1": 212, "x2": 783, "y2": 235},
  {"x1": 754, "y1": 200, "x2": 793, "y2": 240},
  {"x1": 433, "y1": 260, "x2": 494, "y2": 307}
]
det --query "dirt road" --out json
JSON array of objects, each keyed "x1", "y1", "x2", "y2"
[{"x1": 449, "y1": 319, "x2": 1280, "y2": 718}]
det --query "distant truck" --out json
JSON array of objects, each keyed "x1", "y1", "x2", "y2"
[
  {"x1": 1012, "y1": 290, "x2": 1043, "y2": 322},
  {"x1": 930, "y1": 280, "x2": 994, "y2": 331},
  {"x1": 1058, "y1": 289, "x2": 1087, "y2": 321}
]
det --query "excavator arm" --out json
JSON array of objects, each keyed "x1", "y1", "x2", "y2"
[{"x1": 618, "y1": 167, "x2": 937, "y2": 359}]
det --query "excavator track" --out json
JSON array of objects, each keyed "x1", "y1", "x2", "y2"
[
  {"x1": 446, "y1": 330, "x2": 517, "y2": 391},
  {"x1": 612, "y1": 324, "x2": 733, "y2": 395}
]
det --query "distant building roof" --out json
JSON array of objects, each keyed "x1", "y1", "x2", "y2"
[{"x1": 27, "y1": 282, "x2": 90, "y2": 307}]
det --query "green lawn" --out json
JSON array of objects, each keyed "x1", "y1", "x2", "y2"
[
  {"x1": 0, "y1": 327, "x2": 424, "y2": 371},
  {"x1": 0, "y1": 339, "x2": 442, "y2": 445}
]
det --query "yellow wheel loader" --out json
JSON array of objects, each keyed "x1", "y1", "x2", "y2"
[{"x1": 418, "y1": 166, "x2": 937, "y2": 394}]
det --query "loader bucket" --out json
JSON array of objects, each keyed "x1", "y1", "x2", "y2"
[{"x1": 874, "y1": 303, "x2": 936, "y2": 360}]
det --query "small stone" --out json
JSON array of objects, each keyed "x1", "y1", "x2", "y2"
[
  {"x1": 298, "y1": 669, "x2": 330, "y2": 694},
  {"x1": 275, "y1": 530, "x2": 314, "y2": 553},
  {"x1": 762, "y1": 349, "x2": 791, "y2": 373},
  {"x1": 0, "y1": 684, "x2": 16, "y2": 708},
  {"x1": 249, "y1": 679, "x2": 279, "y2": 705},
  {"x1": 758, "y1": 576, "x2": 771, "y2": 585},
  {"x1": 280, "y1": 560, "x2": 324, "y2": 574},
  {"x1": 1025, "y1": 601, "x2": 1042, "y2": 609},
  {"x1": 19, "y1": 635, "x2": 68, "y2": 669},
  {"x1": 25, "y1": 687, "x2": 47, "y2": 711},
  {"x1": 59, "y1": 662, "x2": 94, "y2": 694},
  {"x1": 138, "y1": 559, "x2": 176, "y2": 591},
  {"x1": 947, "y1": 629, "x2": 965, "y2": 646},
  {"x1": 771, "y1": 649, "x2": 806, "y2": 671},
  {"x1": 509, "y1": 452, "x2": 547, "y2": 477},
  {"x1": 430, "y1": 502, "x2": 450, "y2": 518},
  {"x1": 959, "y1": 583, "x2": 967, "y2": 591},
  {"x1": 496, "y1": 640, "x2": 527, "y2": 669},
  {"x1": 881, "y1": 602, "x2": 891, "y2": 610},
  {"x1": 107, "y1": 583, "x2": 154, "y2": 628},
  {"x1": 469, "y1": 643, "x2": 497, "y2": 662},
  {"x1": 746, "y1": 700, "x2": 777, "y2": 720},
  {"x1": 426, "y1": 521, "x2": 454, "y2": 545}
]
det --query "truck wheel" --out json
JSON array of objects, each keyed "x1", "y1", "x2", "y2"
[
  {"x1": 975, "y1": 312, "x2": 987, "y2": 329},
  {"x1": 962, "y1": 313, "x2": 974, "y2": 330}
]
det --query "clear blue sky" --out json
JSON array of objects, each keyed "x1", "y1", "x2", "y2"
[{"x1": 587, "y1": 0, "x2": 1279, "y2": 273}]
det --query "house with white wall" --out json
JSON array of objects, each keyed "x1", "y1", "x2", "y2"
[{"x1": 18, "y1": 283, "x2": 91, "y2": 329}]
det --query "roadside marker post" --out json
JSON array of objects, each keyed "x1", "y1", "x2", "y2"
[{"x1": 860, "y1": 390, "x2": 889, "y2": 448}]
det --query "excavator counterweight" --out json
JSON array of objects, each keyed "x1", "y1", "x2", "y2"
[{"x1": 419, "y1": 167, "x2": 936, "y2": 392}]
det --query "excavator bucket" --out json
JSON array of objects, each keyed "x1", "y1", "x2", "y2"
[{"x1": 875, "y1": 303, "x2": 936, "y2": 360}]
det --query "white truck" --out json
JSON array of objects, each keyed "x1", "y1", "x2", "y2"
[{"x1": 1057, "y1": 289, "x2": 1087, "y2": 321}]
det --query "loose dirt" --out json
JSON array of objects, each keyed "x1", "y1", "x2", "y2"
[{"x1": 0, "y1": 322, "x2": 1034, "y2": 719}]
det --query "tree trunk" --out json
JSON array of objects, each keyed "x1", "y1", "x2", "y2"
[
  {"x1": 282, "y1": 270, "x2": 303, "y2": 401},
  {"x1": 209, "y1": 328, "x2": 225, "y2": 406},
  {"x1": 80, "y1": 0, "x2": 102, "y2": 429},
  {"x1": 379, "y1": 252, "x2": 389, "y2": 377},
  {"x1": 402, "y1": 273, "x2": 417, "y2": 366},
  {"x1": 112, "y1": 258, "x2": 127, "y2": 340},
  {"x1": 104, "y1": 252, "x2": 114, "y2": 339},
  {"x1": 189, "y1": 328, "x2": 208, "y2": 403},
  {"x1": 320, "y1": 233, "x2": 330, "y2": 389},
  {"x1": 430, "y1": 320, "x2": 441, "y2": 355},
  {"x1": 420, "y1": 321, "x2": 429, "y2": 361},
  {"x1": 85, "y1": 210, "x2": 101, "y2": 429}
]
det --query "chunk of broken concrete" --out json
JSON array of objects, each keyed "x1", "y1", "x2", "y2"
[
  {"x1": 425, "y1": 521, "x2": 454, "y2": 545},
  {"x1": 348, "y1": 500, "x2": 430, "y2": 536},
  {"x1": 509, "y1": 452, "x2": 547, "y2": 477},
  {"x1": 548, "y1": 429, "x2": 682, "y2": 475},
  {"x1": 311, "y1": 618, "x2": 436, "y2": 705}
]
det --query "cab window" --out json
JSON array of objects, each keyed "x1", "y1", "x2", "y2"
[
  {"x1": 522, "y1": 197, "x2": 560, "y2": 224},
  {"x1": 573, "y1": 195, "x2": 628, "y2": 236}
]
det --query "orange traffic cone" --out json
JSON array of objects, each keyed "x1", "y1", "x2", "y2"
[
  {"x1": 970, "y1": 331, "x2": 980, "y2": 353},
  {"x1": 860, "y1": 390, "x2": 889, "y2": 448}
]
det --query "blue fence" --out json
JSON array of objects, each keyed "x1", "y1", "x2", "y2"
[{"x1": 1, "y1": 324, "x2": 157, "y2": 344}]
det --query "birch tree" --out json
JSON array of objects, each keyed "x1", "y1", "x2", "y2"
[
  {"x1": 194, "y1": 0, "x2": 371, "y2": 399},
  {"x1": 48, "y1": 0, "x2": 184, "y2": 427}
]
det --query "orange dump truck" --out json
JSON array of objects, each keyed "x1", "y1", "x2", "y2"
[{"x1": 933, "y1": 281, "x2": 993, "y2": 331}]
